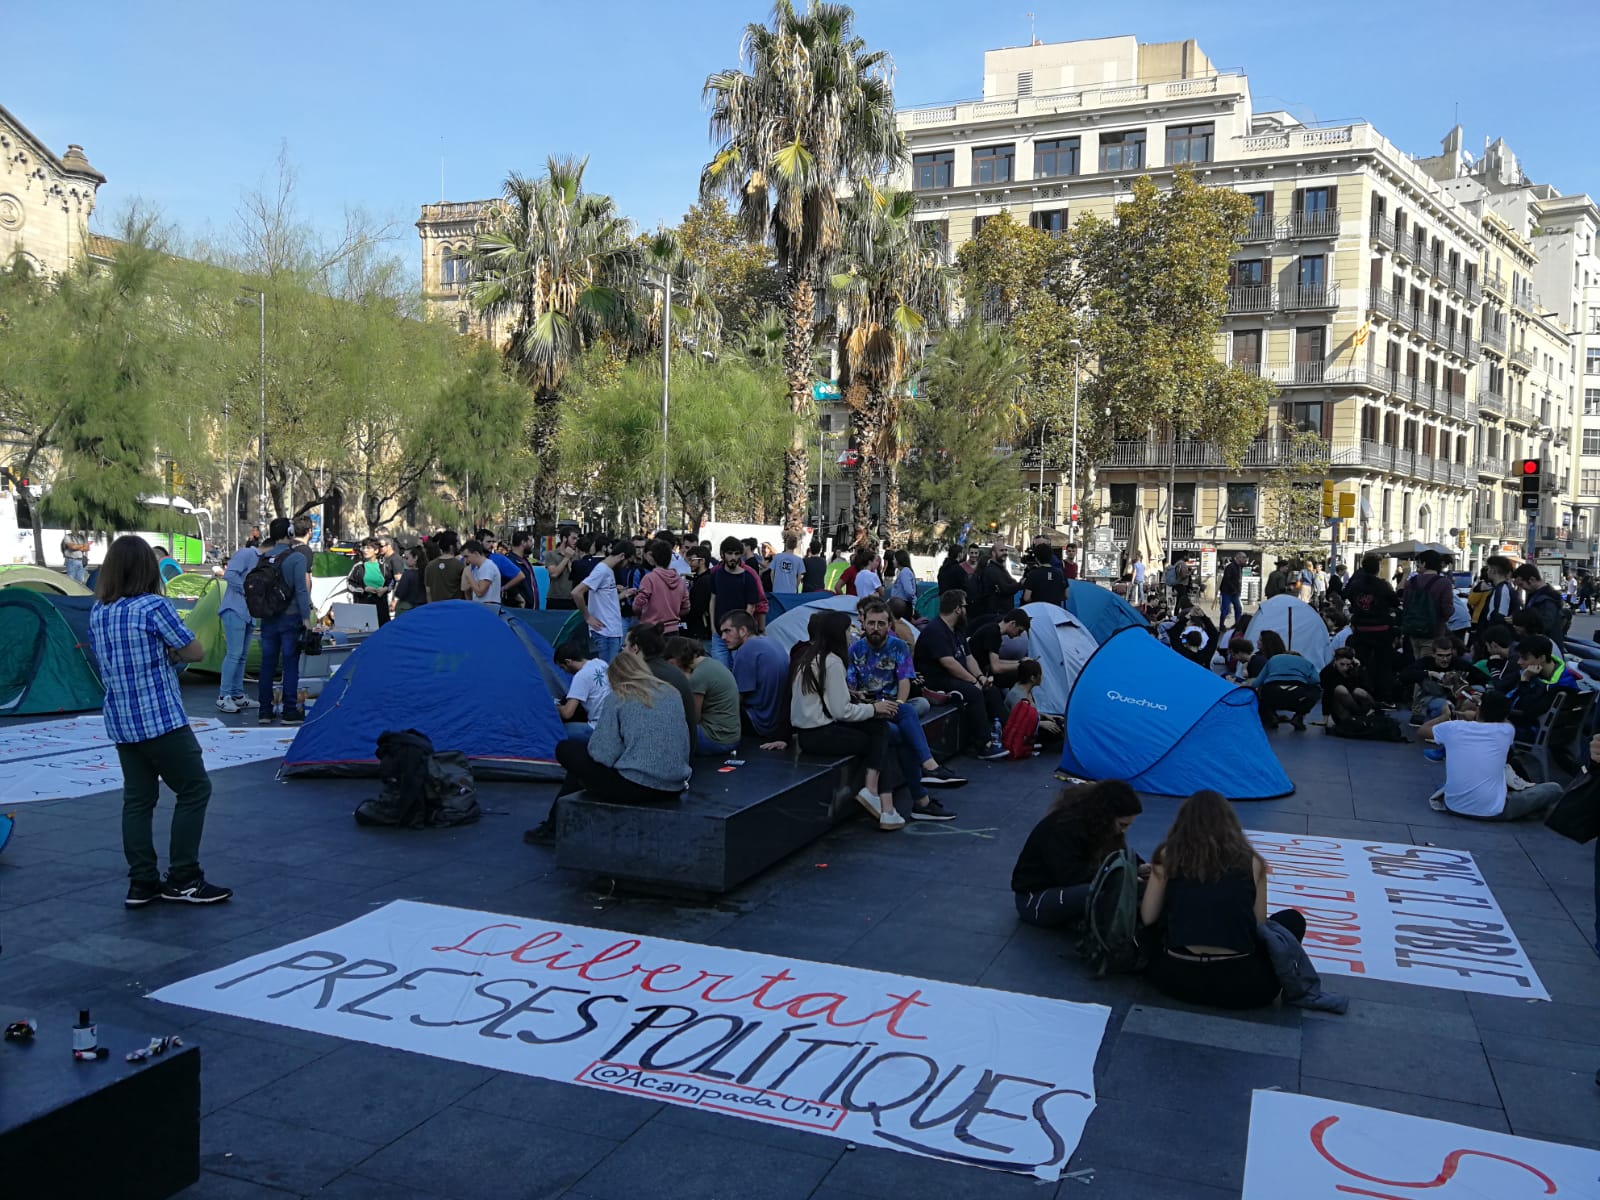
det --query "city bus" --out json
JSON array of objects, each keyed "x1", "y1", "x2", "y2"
[{"x1": 1, "y1": 476, "x2": 211, "y2": 569}]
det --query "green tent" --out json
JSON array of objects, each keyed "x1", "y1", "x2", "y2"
[
  {"x1": 162, "y1": 572, "x2": 214, "y2": 598},
  {"x1": 0, "y1": 564, "x2": 92, "y2": 596},
  {"x1": 0, "y1": 589, "x2": 104, "y2": 715},
  {"x1": 181, "y1": 578, "x2": 262, "y2": 676},
  {"x1": 824, "y1": 560, "x2": 848, "y2": 591}
]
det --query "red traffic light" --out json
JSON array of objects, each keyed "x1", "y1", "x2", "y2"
[{"x1": 1521, "y1": 459, "x2": 1540, "y2": 475}]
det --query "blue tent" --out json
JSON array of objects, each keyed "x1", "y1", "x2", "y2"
[
  {"x1": 767, "y1": 590, "x2": 835, "y2": 617},
  {"x1": 1065, "y1": 581, "x2": 1150, "y2": 645},
  {"x1": 282, "y1": 600, "x2": 565, "y2": 780},
  {"x1": 1059, "y1": 628, "x2": 1293, "y2": 800}
]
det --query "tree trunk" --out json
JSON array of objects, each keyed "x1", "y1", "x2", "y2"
[
  {"x1": 641, "y1": 494, "x2": 660, "y2": 534},
  {"x1": 781, "y1": 272, "x2": 814, "y2": 538},
  {"x1": 529, "y1": 388, "x2": 562, "y2": 527},
  {"x1": 884, "y1": 431, "x2": 903, "y2": 552}
]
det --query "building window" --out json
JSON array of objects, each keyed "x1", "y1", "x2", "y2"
[
  {"x1": 1298, "y1": 256, "x2": 1326, "y2": 287},
  {"x1": 1282, "y1": 402, "x2": 1322, "y2": 434},
  {"x1": 970, "y1": 215, "x2": 990, "y2": 239},
  {"x1": 1029, "y1": 209, "x2": 1068, "y2": 237},
  {"x1": 912, "y1": 150, "x2": 954, "y2": 191},
  {"x1": 1231, "y1": 329, "x2": 1263, "y2": 367},
  {"x1": 1584, "y1": 429, "x2": 1600, "y2": 456},
  {"x1": 1230, "y1": 259, "x2": 1266, "y2": 286},
  {"x1": 1165, "y1": 123, "x2": 1214, "y2": 165},
  {"x1": 1361, "y1": 406, "x2": 1379, "y2": 441},
  {"x1": 972, "y1": 144, "x2": 1015, "y2": 185},
  {"x1": 1034, "y1": 138, "x2": 1080, "y2": 179},
  {"x1": 1585, "y1": 387, "x2": 1600, "y2": 415},
  {"x1": 1584, "y1": 470, "x2": 1600, "y2": 496},
  {"x1": 441, "y1": 248, "x2": 467, "y2": 286},
  {"x1": 1587, "y1": 347, "x2": 1600, "y2": 375},
  {"x1": 1098, "y1": 129, "x2": 1146, "y2": 172}
]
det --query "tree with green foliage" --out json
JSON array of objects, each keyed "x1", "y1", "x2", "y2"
[
  {"x1": 467, "y1": 156, "x2": 639, "y2": 522},
  {"x1": 1257, "y1": 429, "x2": 1332, "y2": 558},
  {"x1": 701, "y1": 0, "x2": 904, "y2": 537},
  {"x1": 673, "y1": 198, "x2": 782, "y2": 339},
  {"x1": 831, "y1": 183, "x2": 950, "y2": 546},
  {"x1": 899, "y1": 320, "x2": 1027, "y2": 547}
]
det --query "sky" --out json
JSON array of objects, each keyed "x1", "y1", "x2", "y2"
[{"x1": 8, "y1": 0, "x2": 1599, "y2": 277}]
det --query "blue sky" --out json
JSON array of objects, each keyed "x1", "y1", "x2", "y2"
[{"x1": 9, "y1": 0, "x2": 1598, "y2": 273}]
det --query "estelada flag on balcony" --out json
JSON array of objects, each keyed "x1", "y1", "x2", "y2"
[
  {"x1": 1352, "y1": 319, "x2": 1372, "y2": 348},
  {"x1": 1058, "y1": 628, "x2": 1294, "y2": 800}
]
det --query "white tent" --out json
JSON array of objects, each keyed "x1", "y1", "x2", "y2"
[
  {"x1": 1021, "y1": 602, "x2": 1099, "y2": 716},
  {"x1": 764, "y1": 594, "x2": 904, "y2": 655},
  {"x1": 1248, "y1": 593, "x2": 1332, "y2": 670}
]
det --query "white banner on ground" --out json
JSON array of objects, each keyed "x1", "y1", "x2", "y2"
[
  {"x1": 150, "y1": 900, "x2": 1109, "y2": 1179},
  {"x1": 1246, "y1": 831, "x2": 1547, "y2": 1001},
  {"x1": 1244, "y1": 1090, "x2": 1600, "y2": 1198},
  {"x1": 0, "y1": 715, "x2": 291, "y2": 803}
]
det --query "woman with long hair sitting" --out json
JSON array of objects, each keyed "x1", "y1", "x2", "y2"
[
  {"x1": 791, "y1": 608, "x2": 912, "y2": 831},
  {"x1": 524, "y1": 648, "x2": 691, "y2": 845},
  {"x1": 1012, "y1": 781, "x2": 1145, "y2": 927},
  {"x1": 1139, "y1": 790, "x2": 1306, "y2": 1009}
]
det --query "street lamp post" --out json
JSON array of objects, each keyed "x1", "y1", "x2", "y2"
[
  {"x1": 660, "y1": 271, "x2": 671, "y2": 524},
  {"x1": 1068, "y1": 339, "x2": 1082, "y2": 541},
  {"x1": 235, "y1": 290, "x2": 266, "y2": 531}
]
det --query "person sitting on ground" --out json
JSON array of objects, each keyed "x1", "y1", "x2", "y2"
[
  {"x1": 1397, "y1": 635, "x2": 1491, "y2": 725},
  {"x1": 1319, "y1": 647, "x2": 1377, "y2": 725},
  {"x1": 665, "y1": 635, "x2": 743, "y2": 757},
  {"x1": 913, "y1": 590, "x2": 1009, "y2": 761},
  {"x1": 623, "y1": 623, "x2": 697, "y2": 736},
  {"x1": 632, "y1": 538, "x2": 689, "y2": 635},
  {"x1": 1500, "y1": 633, "x2": 1581, "y2": 738},
  {"x1": 1251, "y1": 649, "x2": 1321, "y2": 731},
  {"x1": 790, "y1": 609, "x2": 913, "y2": 831},
  {"x1": 1172, "y1": 608, "x2": 1223, "y2": 671},
  {"x1": 968, "y1": 607, "x2": 1032, "y2": 683},
  {"x1": 525, "y1": 650, "x2": 692, "y2": 845},
  {"x1": 1474, "y1": 624, "x2": 1519, "y2": 690},
  {"x1": 1139, "y1": 790, "x2": 1307, "y2": 1009},
  {"x1": 1418, "y1": 692, "x2": 1564, "y2": 820},
  {"x1": 1245, "y1": 630, "x2": 1286, "y2": 680},
  {"x1": 555, "y1": 638, "x2": 611, "y2": 743},
  {"x1": 848, "y1": 597, "x2": 965, "y2": 811},
  {"x1": 719, "y1": 610, "x2": 790, "y2": 750},
  {"x1": 1012, "y1": 781, "x2": 1145, "y2": 929},
  {"x1": 1222, "y1": 636, "x2": 1255, "y2": 684},
  {"x1": 1004, "y1": 659, "x2": 1062, "y2": 738}
]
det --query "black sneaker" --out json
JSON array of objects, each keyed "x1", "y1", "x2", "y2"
[
  {"x1": 911, "y1": 799, "x2": 957, "y2": 821},
  {"x1": 160, "y1": 877, "x2": 233, "y2": 904},
  {"x1": 258, "y1": 710, "x2": 278, "y2": 726},
  {"x1": 978, "y1": 742, "x2": 1009, "y2": 761},
  {"x1": 1290, "y1": 716, "x2": 1307, "y2": 732},
  {"x1": 280, "y1": 709, "x2": 305, "y2": 724},
  {"x1": 921, "y1": 764, "x2": 968, "y2": 788},
  {"x1": 523, "y1": 821, "x2": 557, "y2": 846},
  {"x1": 125, "y1": 880, "x2": 162, "y2": 908}
]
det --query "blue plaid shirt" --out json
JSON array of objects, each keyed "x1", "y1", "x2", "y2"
[{"x1": 90, "y1": 594, "x2": 195, "y2": 744}]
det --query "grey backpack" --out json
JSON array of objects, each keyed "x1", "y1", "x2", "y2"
[{"x1": 1076, "y1": 849, "x2": 1145, "y2": 975}]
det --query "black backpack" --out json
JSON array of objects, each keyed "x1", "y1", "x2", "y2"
[
  {"x1": 244, "y1": 548, "x2": 295, "y2": 619},
  {"x1": 1076, "y1": 849, "x2": 1146, "y2": 975},
  {"x1": 1326, "y1": 709, "x2": 1408, "y2": 742},
  {"x1": 355, "y1": 729, "x2": 481, "y2": 828}
]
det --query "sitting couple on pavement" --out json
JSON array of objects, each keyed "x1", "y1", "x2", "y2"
[{"x1": 1012, "y1": 782, "x2": 1313, "y2": 1010}]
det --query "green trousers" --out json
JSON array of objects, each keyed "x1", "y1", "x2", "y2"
[{"x1": 115, "y1": 724, "x2": 213, "y2": 885}]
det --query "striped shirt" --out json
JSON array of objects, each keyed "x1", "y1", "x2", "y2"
[{"x1": 90, "y1": 594, "x2": 195, "y2": 744}]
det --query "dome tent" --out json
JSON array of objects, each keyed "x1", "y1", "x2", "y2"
[
  {"x1": 764, "y1": 594, "x2": 872, "y2": 654},
  {"x1": 0, "y1": 564, "x2": 91, "y2": 596},
  {"x1": 1059, "y1": 628, "x2": 1293, "y2": 801},
  {"x1": 1065, "y1": 580, "x2": 1150, "y2": 645},
  {"x1": 282, "y1": 600, "x2": 565, "y2": 780},
  {"x1": 0, "y1": 589, "x2": 104, "y2": 715},
  {"x1": 1019, "y1": 602, "x2": 1098, "y2": 716},
  {"x1": 1247, "y1": 594, "x2": 1332, "y2": 671}
]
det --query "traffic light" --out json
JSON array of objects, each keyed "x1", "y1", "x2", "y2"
[{"x1": 1519, "y1": 459, "x2": 1541, "y2": 513}]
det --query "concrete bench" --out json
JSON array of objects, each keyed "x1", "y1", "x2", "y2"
[
  {"x1": 556, "y1": 704, "x2": 962, "y2": 897},
  {"x1": 0, "y1": 1009, "x2": 200, "y2": 1198}
]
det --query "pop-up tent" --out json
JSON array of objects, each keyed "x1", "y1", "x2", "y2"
[
  {"x1": 497, "y1": 610, "x2": 574, "y2": 706},
  {"x1": 1059, "y1": 628, "x2": 1293, "y2": 800},
  {"x1": 765, "y1": 594, "x2": 865, "y2": 653},
  {"x1": 179, "y1": 578, "x2": 264, "y2": 676},
  {"x1": 0, "y1": 565, "x2": 91, "y2": 596},
  {"x1": 766, "y1": 590, "x2": 834, "y2": 618},
  {"x1": 1065, "y1": 581, "x2": 1150, "y2": 645},
  {"x1": 282, "y1": 600, "x2": 565, "y2": 780},
  {"x1": 0, "y1": 589, "x2": 104, "y2": 715},
  {"x1": 1020, "y1": 602, "x2": 1098, "y2": 716},
  {"x1": 1247, "y1": 594, "x2": 1332, "y2": 670}
]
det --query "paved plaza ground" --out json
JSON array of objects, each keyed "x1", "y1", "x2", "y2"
[{"x1": 4, "y1": 625, "x2": 1599, "y2": 1199}]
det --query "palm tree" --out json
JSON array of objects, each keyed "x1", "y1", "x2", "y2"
[
  {"x1": 831, "y1": 183, "x2": 950, "y2": 546},
  {"x1": 467, "y1": 156, "x2": 638, "y2": 522},
  {"x1": 636, "y1": 227, "x2": 722, "y2": 358},
  {"x1": 701, "y1": 0, "x2": 904, "y2": 537}
]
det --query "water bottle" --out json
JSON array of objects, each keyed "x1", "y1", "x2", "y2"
[{"x1": 991, "y1": 717, "x2": 1003, "y2": 746}]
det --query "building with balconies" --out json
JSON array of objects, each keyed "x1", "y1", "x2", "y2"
[
  {"x1": 416, "y1": 200, "x2": 516, "y2": 346},
  {"x1": 892, "y1": 35, "x2": 1483, "y2": 573}
]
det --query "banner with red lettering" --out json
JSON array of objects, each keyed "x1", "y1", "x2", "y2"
[
  {"x1": 149, "y1": 900, "x2": 1110, "y2": 1179},
  {"x1": 1246, "y1": 832, "x2": 1547, "y2": 1000},
  {"x1": 1244, "y1": 1090, "x2": 1600, "y2": 1198}
]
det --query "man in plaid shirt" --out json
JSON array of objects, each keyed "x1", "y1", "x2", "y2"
[{"x1": 90, "y1": 536, "x2": 232, "y2": 907}]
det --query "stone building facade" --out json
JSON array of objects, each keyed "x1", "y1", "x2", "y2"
[
  {"x1": 0, "y1": 101, "x2": 104, "y2": 274},
  {"x1": 415, "y1": 200, "x2": 515, "y2": 346}
]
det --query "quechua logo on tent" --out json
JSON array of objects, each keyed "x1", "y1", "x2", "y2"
[{"x1": 1105, "y1": 690, "x2": 1169, "y2": 712}]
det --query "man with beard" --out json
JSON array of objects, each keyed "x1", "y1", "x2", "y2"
[
  {"x1": 913, "y1": 590, "x2": 1009, "y2": 760},
  {"x1": 849, "y1": 598, "x2": 965, "y2": 809}
]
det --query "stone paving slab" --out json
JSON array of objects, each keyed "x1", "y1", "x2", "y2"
[{"x1": 2, "y1": 679, "x2": 1597, "y2": 1199}]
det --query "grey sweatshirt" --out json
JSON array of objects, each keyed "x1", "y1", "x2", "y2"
[{"x1": 587, "y1": 684, "x2": 692, "y2": 793}]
